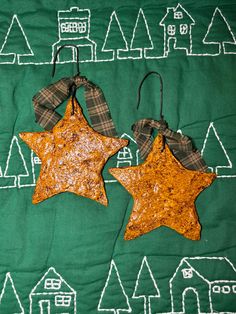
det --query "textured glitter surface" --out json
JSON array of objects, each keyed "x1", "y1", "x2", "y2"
[
  {"x1": 20, "y1": 97, "x2": 128, "y2": 205},
  {"x1": 109, "y1": 134, "x2": 216, "y2": 240}
]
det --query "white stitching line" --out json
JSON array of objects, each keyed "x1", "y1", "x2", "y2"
[
  {"x1": 29, "y1": 267, "x2": 76, "y2": 314},
  {"x1": 201, "y1": 122, "x2": 236, "y2": 178},
  {"x1": 202, "y1": 8, "x2": 236, "y2": 56},
  {"x1": 132, "y1": 256, "x2": 160, "y2": 314},
  {"x1": 0, "y1": 272, "x2": 24, "y2": 313},
  {"x1": 130, "y1": 9, "x2": 154, "y2": 59},
  {"x1": 99, "y1": 11, "x2": 129, "y2": 62},
  {"x1": 0, "y1": 5, "x2": 236, "y2": 64},
  {"x1": 52, "y1": 7, "x2": 97, "y2": 64},
  {"x1": 0, "y1": 136, "x2": 38, "y2": 189},
  {"x1": 169, "y1": 256, "x2": 236, "y2": 314},
  {"x1": 0, "y1": 14, "x2": 34, "y2": 64},
  {"x1": 97, "y1": 260, "x2": 132, "y2": 313}
]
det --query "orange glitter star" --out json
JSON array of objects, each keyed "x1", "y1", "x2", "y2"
[
  {"x1": 19, "y1": 98, "x2": 128, "y2": 205},
  {"x1": 109, "y1": 134, "x2": 216, "y2": 240}
]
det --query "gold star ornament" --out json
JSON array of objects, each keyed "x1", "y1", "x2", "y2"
[
  {"x1": 109, "y1": 134, "x2": 216, "y2": 240},
  {"x1": 20, "y1": 98, "x2": 128, "y2": 205}
]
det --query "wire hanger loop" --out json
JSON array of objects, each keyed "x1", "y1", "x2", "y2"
[
  {"x1": 136, "y1": 71, "x2": 166, "y2": 151},
  {"x1": 52, "y1": 44, "x2": 80, "y2": 78},
  {"x1": 51, "y1": 44, "x2": 81, "y2": 115},
  {"x1": 137, "y1": 71, "x2": 164, "y2": 122}
]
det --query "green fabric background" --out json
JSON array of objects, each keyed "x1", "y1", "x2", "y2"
[{"x1": 0, "y1": 0, "x2": 236, "y2": 313}]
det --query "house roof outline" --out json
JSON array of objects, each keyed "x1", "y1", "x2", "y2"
[
  {"x1": 30, "y1": 267, "x2": 76, "y2": 295},
  {"x1": 160, "y1": 3, "x2": 195, "y2": 26},
  {"x1": 170, "y1": 257, "x2": 236, "y2": 285},
  {"x1": 119, "y1": 133, "x2": 140, "y2": 164},
  {"x1": 120, "y1": 133, "x2": 137, "y2": 145}
]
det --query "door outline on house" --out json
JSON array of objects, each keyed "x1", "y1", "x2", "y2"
[
  {"x1": 167, "y1": 37, "x2": 177, "y2": 54},
  {"x1": 56, "y1": 45, "x2": 76, "y2": 62},
  {"x1": 182, "y1": 287, "x2": 200, "y2": 313},
  {"x1": 39, "y1": 300, "x2": 50, "y2": 314}
]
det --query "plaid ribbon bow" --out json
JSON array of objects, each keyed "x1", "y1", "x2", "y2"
[
  {"x1": 33, "y1": 75, "x2": 117, "y2": 137},
  {"x1": 132, "y1": 119, "x2": 208, "y2": 172}
]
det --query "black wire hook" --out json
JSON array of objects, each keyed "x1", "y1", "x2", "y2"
[
  {"x1": 51, "y1": 44, "x2": 80, "y2": 78},
  {"x1": 51, "y1": 44, "x2": 81, "y2": 115},
  {"x1": 137, "y1": 71, "x2": 166, "y2": 151},
  {"x1": 137, "y1": 71, "x2": 164, "y2": 122}
]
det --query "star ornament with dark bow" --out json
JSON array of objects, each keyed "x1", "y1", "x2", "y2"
[
  {"x1": 20, "y1": 97, "x2": 128, "y2": 205},
  {"x1": 109, "y1": 134, "x2": 216, "y2": 240}
]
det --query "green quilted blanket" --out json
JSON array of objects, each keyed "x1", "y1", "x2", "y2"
[{"x1": 0, "y1": 0, "x2": 236, "y2": 313}]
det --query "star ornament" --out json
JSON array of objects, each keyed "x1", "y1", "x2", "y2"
[
  {"x1": 19, "y1": 98, "x2": 128, "y2": 205},
  {"x1": 109, "y1": 134, "x2": 216, "y2": 240}
]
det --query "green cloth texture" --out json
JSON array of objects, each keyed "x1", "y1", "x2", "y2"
[{"x1": 0, "y1": 0, "x2": 236, "y2": 313}]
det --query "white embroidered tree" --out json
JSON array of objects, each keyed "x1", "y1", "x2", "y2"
[
  {"x1": 102, "y1": 11, "x2": 128, "y2": 59},
  {"x1": 4, "y1": 136, "x2": 29, "y2": 187},
  {"x1": 18, "y1": 149, "x2": 39, "y2": 187},
  {"x1": 0, "y1": 273, "x2": 24, "y2": 313},
  {"x1": 98, "y1": 260, "x2": 131, "y2": 314},
  {"x1": 0, "y1": 164, "x2": 5, "y2": 188},
  {"x1": 201, "y1": 122, "x2": 231, "y2": 174},
  {"x1": 0, "y1": 159, "x2": 10, "y2": 188},
  {"x1": 132, "y1": 257, "x2": 160, "y2": 314},
  {"x1": 130, "y1": 9, "x2": 153, "y2": 58},
  {"x1": 0, "y1": 15, "x2": 33, "y2": 64},
  {"x1": 203, "y1": 8, "x2": 236, "y2": 54}
]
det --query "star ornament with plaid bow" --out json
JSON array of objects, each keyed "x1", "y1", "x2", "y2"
[
  {"x1": 109, "y1": 134, "x2": 216, "y2": 240},
  {"x1": 20, "y1": 97, "x2": 128, "y2": 205}
]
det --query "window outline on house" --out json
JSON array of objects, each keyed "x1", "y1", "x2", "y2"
[
  {"x1": 174, "y1": 11, "x2": 183, "y2": 19},
  {"x1": 180, "y1": 24, "x2": 188, "y2": 35},
  {"x1": 222, "y1": 285, "x2": 231, "y2": 294},
  {"x1": 181, "y1": 268, "x2": 193, "y2": 279},
  {"x1": 44, "y1": 278, "x2": 62, "y2": 290},
  {"x1": 117, "y1": 146, "x2": 133, "y2": 167},
  {"x1": 117, "y1": 147, "x2": 133, "y2": 160},
  {"x1": 61, "y1": 21, "x2": 87, "y2": 33},
  {"x1": 212, "y1": 285, "x2": 221, "y2": 293},
  {"x1": 167, "y1": 25, "x2": 176, "y2": 36},
  {"x1": 34, "y1": 156, "x2": 41, "y2": 164},
  {"x1": 55, "y1": 295, "x2": 72, "y2": 307}
]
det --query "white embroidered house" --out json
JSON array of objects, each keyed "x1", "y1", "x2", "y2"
[
  {"x1": 170, "y1": 257, "x2": 236, "y2": 313},
  {"x1": 116, "y1": 133, "x2": 139, "y2": 167},
  {"x1": 160, "y1": 4, "x2": 195, "y2": 56},
  {"x1": 52, "y1": 7, "x2": 97, "y2": 62},
  {"x1": 29, "y1": 267, "x2": 76, "y2": 314}
]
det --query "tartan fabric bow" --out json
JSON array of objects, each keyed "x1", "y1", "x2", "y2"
[
  {"x1": 132, "y1": 118, "x2": 208, "y2": 172},
  {"x1": 33, "y1": 75, "x2": 117, "y2": 137}
]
